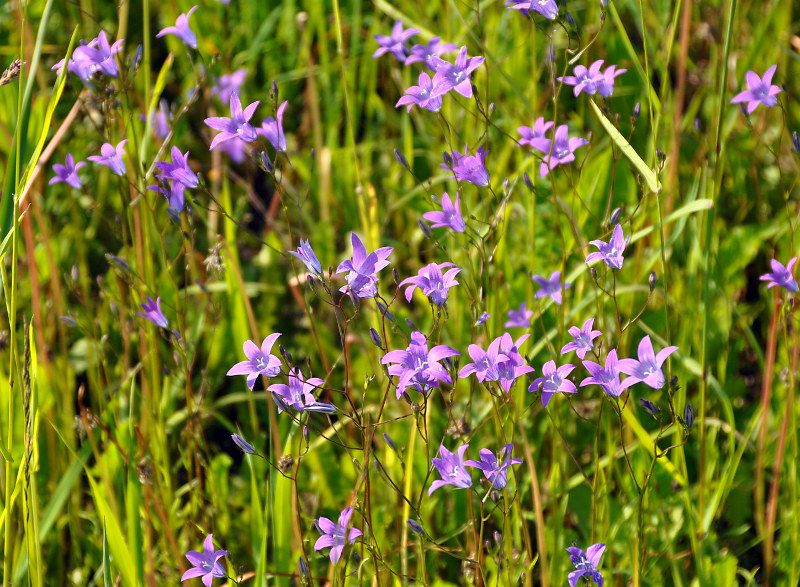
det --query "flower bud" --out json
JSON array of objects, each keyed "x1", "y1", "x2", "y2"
[
  {"x1": 394, "y1": 148, "x2": 409, "y2": 169},
  {"x1": 442, "y1": 151, "x2": 453, "y2": 167},
  {"x1": 260, "y1": 151, "x2": 274, "y2": 172},
  {"x1": 649, "y1": 272, "x2": 657, "y2": 291},
  {"x1": 639, "y1": 398, "x2": 660, "y2": 416},
  {"x1": 407, "y1": 519, "x2": 426, "y2": 536},
  {"x1": 405, "y1": 317, "x2": 417, "y2": 331},
  {"x1": 609, "y1": 207, "x2": 622, "y2": 226},
  {"x1": 632, "y1": 102, "x2": 641, "y2": 119},
  {"x1": 523, "y1": 172, "x2": 534, "y2": 192},
  {"x1": 376, "y1": 300, "x2": 395, "y2": 322},
  {"x1": 793, "y1": 131, "x2": 800, "y2": 155},
  {"x1": 369, "y1": 327, "x2": 383, "y2": 348},
  {"x1": 418, "y1": 219, "x2": 432, "y2": 238},
  {"x1": 298, "y1": 557, "x2": 309, "y2": 578},
  {"x1": 683, "y1": 404, "x2": 695, "y2": 428},
  {"x1": 231, "y1": 433, "x2": 256, "y2": 454}
]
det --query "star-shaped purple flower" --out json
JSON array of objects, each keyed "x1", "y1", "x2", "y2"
[
  {"x1": 533, "y1": 270, "x2": 570, "y2": 305},
  {"x1": 404, "y1": 36, "x2": 458, "y2": 71},
  {"x1": 464, "y1": 443, "x2": 522, "y2": 490},
  {"x1": 731, "y1": 64, "x2": 781, "y2": 114},
  {"x1": 156, "y1": 6, "x2": 199, "y2": 49},
  {"x1": 561, "y1": 318, "x2": 602, "y2": 359},
  {"x1": 558, "y1": 60, "x2": 626, "y2": 98},
  {"x1": 226, "y1": 333, "x2": 282, "y2": 390},
  {"x1": 760, "y1": 257, "x2": 799, "y2": 292},
  {"x1": 428, "y1": 444, "x2": 472, "y2": 495},
  {"x1": 567, "y1": 543, "x2": 605, "y2": 587},
  {"x1": 88, "y1": 139, "x2": 128, "y2": 176},
  {"x1": 399, "y1": 262, "x2": 461, "y2": 306},
  {"x1": 396, "y1": 72, "x2": 444, "y2": 113},
  {"x1": 267, "y1": 368, "x2": 334, "y2": 414},
  {"x1": 258, "y1": 101, "x2": 288, "y2": 152},
  {"x1": 580, "y1": 349, "x2": 634, "y2": 398},
  {"x1": 52, "y1": 32, "x2": 125, "y2": 80},
  {"x1": 442, "y1": 145, "x2": 490, "y2": 187},
  {"x1": 205, "y1": 94, "x2": 260, "y2": 150},
  {"x1": 136, "y1": 296, "x2": 169, "y2": 328},
  {"x1": 431, "y1": 46, "x2": 485, "y2": 99},
  {"x1": 314, "y1": 507, "x2": 363, "y2": 565},
  {"x1": 422, "y1": 192, "x2": 466, "y2": 233},
  {"x1": 49, "y1": 154, "x2": 85, "y2": 189},
  {"x1": 505, "y1": 0, "x2": 559, "y2": 20},
  {"x1": 147, "y1": 181, "x2": 187, "y2": 213},
  {"x1": 530, "y1": 360, "x2": 577, "y2": 406},
  {"x1": 538, "y1": 125, "x2": 589, "y2": 177},
  {"x1": 156, "y1": 146, "x2": 199, "y2": 189},
  {"x1": 518, "y1": 117, "x2": 554, "y2": 151},
  {"x1": 459, "y1": 333, "x2": 533, "y2": 392},
  {"x1": 505, "y1": 302, "x2": 533, "y2": 328},
  {"x1": 382, "y1": 331, "x2": 460, "y2": 398},
  {"x1": 289, "y1": 239, "x2": 322, "y2": 275},
  {"x1": 181, "y1": 534, "x2": 228, "y2": 587},
  {"x1": 495, "y1": 333, "x2": 535, "y2": 392},
  {"x1": 335, "y1": 233, "x2": 393, "y2": 298},
  {"x1": 372, "y1": 20, "x2": 419, "y2": 62},
  {"x1": 617, "y1": 335, "x2": 678, "y2": 389},
  {"x1": 586, "y1": 224, "x2": 629, "y2": 270},
  {"x1": 213, "y1": 69, "x2": 247, "y2": 106}
]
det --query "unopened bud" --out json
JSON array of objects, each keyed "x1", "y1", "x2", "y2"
[
  {"x1": 633, "y1": 102, "x2": 641, "y2": 119},
  {"x1": 523, "y1": 172, "x2": 534, "y2": 191},
  {"x1": 609, "y1": 207, "x2": 622, "y2": 226},
  {"x1": 298, "y1": 557, "x2": 309, "y2": 578},
  {"x1": 394, "y1": 148, "x2": 409, "y2": 169},
  {"x1": 793, "y1": 131, "x2": 800, "y2": 155},
  {"x1": 383, "y1": 432, "x2": 398, "y2": 452},
  {"x1": 683, "y1": 404, "x2": 695, "y2": 428},
  {"x1": 442, "y1": 151, "x2": 453, "y2": 167},
  {"x1": 260, "y1": 151, "x2": 274, "y2": 172},
  {"x1": 405, "y1": 318, "x2": 417, "y2": 331},
  {"x1": 564, "y1": 12, "x2": 576, "y2": 27},
  {"x1": 418, "y1": 219, "x2": 432, "y2": 238},
  {"x1": 407, "y1": 519, "x2": 426, "y2": 536},
  {"x1": 376, "y1": 300, "x2": 395, "y2": 322},
  {"x1": 488, "y1": 103, "x2": 495, "y2": 117},
  {"x1": 231, "y1": 433, "x2": 256, "y2": 454},
  {"x1": 369, "y1": 328, "x2": 383, "y2": 348},
  {"x1": 639, "y1": 399, "x2": 660, "y2": 416},
  {"x1": 649, "y1": 272, "x2": 657, "y2": 291}
]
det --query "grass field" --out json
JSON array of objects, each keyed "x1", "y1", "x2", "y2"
[{"x1": 0, "y1": 0, "x2": 798, "y2": 585}]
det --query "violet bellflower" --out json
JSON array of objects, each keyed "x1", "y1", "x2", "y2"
[
  {"x1": 495, "y1": 333, "x2": 535, "y2": 392},
  {"x1": 151, "y1": 99, "x2": 172, "y2": 140},
  {"x1": 288, "y1": 239, "x2": 323, "y2": 275},
  {"x1": 464, "y1": 444, "x2": 522, "y2": 490},
  {"x1": 180, "y1": 534, "x2": 228, "y2": 587},
  {"x1": 538, "y1": 125, "x2": 589, "y2": 177},
  {"x1": 586, "y1": 223, "x2": 629, "y2": 270},
  {"x1": 422, "y1": 192, "x2": 466, "y2": 233},
  {"x1": 335, "y1": 233, "x2": 393, "y2": 298},
  {"x1": 314, "y1": 507, "x2": 363, "y2": 565},
  {"x1": 730, "y1": 64, "x2": 781, "y2": 114},
  {"x1": 156, "y1": 6, "x2": 199, "y2": 49},
  {"x1": 216, "y1": 138, "x2": 246, "y2": 163},
  {"x1": 136, "y1": 296, "x2": 169, "y2": 328},
  {"x1": 428, "y1": 444, "x2": 472, "y2": 495},
  {"x1": 442, "y1": 145, "x2": 490, "y2": 187},
  {"x1": 518, "y1": 117, "x2": 554, "y2": 150},
  {"x1": 580, "y1": 349, "x2": 634, "y2": 398},
  {"x1": 616, "y1": 335, "x2": 678, "y2": 389},
  {"x1": 459, "y1": 333, "x2": 533, "y2": 392},
  {"x1": 399, "y1": 262, "x2": 461, "y2": 306},
  {"x1": 558, "y1": 60, "x2": 626, "y2": 98},
  {"x1": 504, "y1": 302, "x2": 533, "y2": 328},
  {"x1": 88, "y1": 140, "x2": 128, "y2": 176},
  {"x1": 258, "y1": 101, "x2": 288, "y2": 152},
  {"x1": 156, "y1": 146, "x2": 199, "y2": 189},
  {"x1": 530, "y1": 360, "x2": 577, "y2": 407},
  {"x1": 404, "y1": 36, "x2": 458, "y2": 71},
  {"x1": 561, "y1": 318, "x2": 602, "y2": 359},
  {"x1": 396, "y1": 72, "x2": 444, "y2": 113},
  {"x1": 52, "y1": 31, "x2": 124, "y2": 80},
  {"x1": 372, "y1": 20, "x2": 419, "y2": 62},
  {"x1": 267, "y1": 368, "x2": 335, "y2": 414},
  {"x1": 204, "y1": 94, "x2": 260, "y2": 150},
  {"x1": 49, "y1": 154, "x2": 85, "y2": 189},
  {"x1": 760, "y1": 257, "x2": 799, "y2": 292},
  {"x1": 505, "y1": 0, "x2": 559, "y2": 20},
  {"x1": 213, "y1": 69, "x2": 247, "y2": 106},
  {"x1": 147, "y1": 182, "x2": 186, "y2": 213},
  {"x1": 226, "y1": 333, "x2": 282, "y2": 390},
  {"x1": 381, "y1": 331, "x2": 460, "y2": 399},
  {"x1": 431, "y1": 46, "x2": 485, "y2": 99},
  {"x1": 533, "y1": 270, "x2": 570, "y2": 305},
  {"x1": 567, "y1": 543, "x2": 606, "y2": 587}
]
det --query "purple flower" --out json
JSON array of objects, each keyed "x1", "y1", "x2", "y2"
[
  {"x1": 428, "y1": 444, "x2": 472, "y2": 495},
  {"x1": 464, "y1": 444, "x2": 522, "y2": 490},
  {"x1": 586, "y1": 224, "x2": 629, "y2": 270},
  {"x1": 213, "y1": 69, "x2": 247, "y2": 106},
  {"x1": 459, "y1": 333, "x2": 533, "y2": 392},
  {"x1": 156, "y1": 6, "x2": 199, "y2": 49},
  {"x1": 518, "y1": 117, "x2": 554, "y2": 151},
  {"x1": 442, "y1": 145, "x2": 490, "y2": 187},
  {"x1": 205, "y1": 94, "x2": 260, "y2": 150},
  {"x1": 580, "y1": 349, "x2": 634, "y2": 398},
  {"x1": 53, "y1": 32, "x2": 124, "y2": 80},
  {"x1": 567, "y1": 543, "x2": 605, "y2": 587},
  {"x1": 289, "y1": 239, "x2": 322, "y2": 275},
  {"x1": 396, "y1": 72, "x2": 444, "y2": 113},
  {"x1": 476, "y1": 311, "x2": 491, "y2": 326},
  {"x1": 759, "y1": 257, "x2": 799, "y2": 292},
  {"x1": 561, "y1": 318, "x2": 602, "y2": 359},
  {"x1": 495, "y1": 333, "x2": 535, "y2": 392},
  {"x1": 404, "y1": 36, "x2": 458, "y2": 71},
  {"x1": 431, "y1": 47, "x2": 485, "y2": 99},
  {"x1": 156, "y1": 146, "x2": 199, "y2": 189},
  {"x1": 505, "y1": 0, "x2": 558, "y2": 20},
  {"x1": 181, "y1": 534, "x2": 228, "y2": 587},
  {"x1": 335, "y1": 233, "x2": 393, "y2": 298},
  {"x1": 216, "y1": 138, "x2": 246, "y2": 163},
  {"x1": 558, "y1": 60, "x2": 626, "y2": 97},
  {"x1": 268, "y1": 368, "x2": 334, "y2": 414},
  {"x1": 314, "y1": 507, "x2": 363, "y2": 565},
  {"x1": 399, "y1": 262, "x2": 461, "y2": 306},
  {"x1": 504, "y1": 302, "x2": 533, "y2": 328},
  {"x1": 530, "y1": 360, "x2": 577, "y2": 406},
  {"x1": 226, "y1": 333, "x2": 282, "y2": 390},
  {"x1": 533, "y1": 270, "x2": 570, "y2": 305},
  {"x1": 258, "y1": 101, "x2": 288, "y2": 152},
  {"x1": 88, "y1": 139, "x2": 128, "y2": 176},
  {"x1": 148, "y1": 181, "x2": 187, "y2": 213},
  {"x1": 372, "y1": 20, "x2": 419, "y2": 62},
  {"x1": 49, "y1": 154, "x2": 85, "y2": 189},
  {"x1": 616, "y1": 335, "x2": 678, "y2": 389},
  {"x1": 151, "y1": 99, "x2": 172, "y2": 140},
  {"x1": 422, "y1": 192, "x2": 466, "y2": 233},
  {"x1": 382, "y1": 331, "x2": 460, "y2": 398},
  {"x1": 731, "y1": 64, "x2": 781, "y2": 114},
  {"x1": 136, "y1": 296, "x2": 169, "y2": 328},
  {"x1": 538, "y1": 125, "x2": 589, "y2": 177}
]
